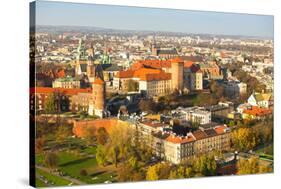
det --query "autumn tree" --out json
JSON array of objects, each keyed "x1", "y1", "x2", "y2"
[
  {"x1": 139, "y1": 99, "x2": 156, "y2": 113},
  {"x1": 169, "y1": 166, "x2": 185, "y2": 179},
  {"x1": 35, "y1": 137, "x2": 45, "y2": 154},
  {"x1": 193, "y1": 154, "x2": 217, "y2": 176},
  {"x1": 44, "y1": 93, "x2": 57, "y2": 114},
  {"x1": 56, "y1": 124, "x2": 73, "y2": 142},
  {"x1": 83, "y1": 126, "x2": 96, "y2": 145},
  {"x1": 146, "y1": 163, "x2": 172, "y2": 181},
  {"x1": 237, "y1": 157, "x2": 272, "y2": 175},
  {"x1": 126, "y1": 79, "x2": 139, "y2": 92},
  {"x1": 96, "y1": 127, "x2": 109, "y2": 145},
  {"x1": 210, "y1": 80, "x2": 224, "y2": 99},
  {"x1": 232, "y1": 127, "x2": 258, "y2": 152},
  {"x1": 80, "y1": 169, "x2": 88, "y2": 176},
  {"x1": 96, "y1": 144, "x2": 107, "y2": 166},
  {"x1": 44, "y1": 152, "x2": 59, "y2": 170}
]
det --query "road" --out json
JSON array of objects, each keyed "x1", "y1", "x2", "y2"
[{"x1": 36, "y1": 165, "x2": 86, "y2": 185}]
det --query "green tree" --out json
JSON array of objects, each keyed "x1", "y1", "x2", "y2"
[{"x1": 228, "y1": 120, "x2": 235, "y2": 127}]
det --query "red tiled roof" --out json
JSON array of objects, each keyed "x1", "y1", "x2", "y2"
[
  {"x1": 193, "y1": 130, "x2": 207, "y2": 140},
  {"x1": 166, "y1": 134, "x2": 195, "y2": 144},
  {"x1": 116, "y1": 67, "x2": 171, "y2": 81},
  {"x1": 30, "y1": 87, "x2": 92, "y2": 95},
  {"x1": 184, "y1": 61, "x2": 194, "y2": 68},
  {"x1": 243, "y1": 106, "x2": 272, "y2": 116},
  {"x1": 132, "y1": 58, "x2": 195, "y2": 70},
  {"x1": 170, "y1": 57, "x2": 184, "y2": 63},
  {"x1": 141, "y1": 121, "x2": 164, "y2": 128},
  {"x1": 214, "y1": 125, "x2": 227, "y2": 135},
  {"x1": 93, "y1": 78, "x2": 104, "y2": 85},
  {"x1": 132, "y1": 60, "x2": 171, "y2": 69},
  {"x1": 56, "y1": 69, "x2": 65, "y2": 78}
]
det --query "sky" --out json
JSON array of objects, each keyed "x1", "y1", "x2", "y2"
[{"x1": 35, "y1": 0, "x2": 274, "y2": 38}]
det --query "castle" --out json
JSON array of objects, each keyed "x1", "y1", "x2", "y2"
[
  {"x1": 113, "y1": 57, "x2": 203, "y2": 97},
  {"x1": 30, "y1": 38, "x2": 108, "y2": 118}
]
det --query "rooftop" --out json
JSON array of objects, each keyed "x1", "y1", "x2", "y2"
[{"x1": 30, "y1": 87, "x2": 91, "y2": 95}]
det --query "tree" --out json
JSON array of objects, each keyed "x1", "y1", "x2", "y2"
[
  {"x1": 193, "y1": 154, "x2": 217, "y2": 176},
  {"x1": 44, "y1": 152, "x2": 59, "y2": 170},
  {"x1": 146, "y1": 164, "x2": 159, "y2": 181},
  {"x1": 96, "y1": 144, "x2": 107, "y2": 166},
  {"x1": 169, "y1": 166, "x2": 185, "y2": 179},
  {"x1": 108, "y1": 145, "x2": 120, "y2": 168},
  {"x1": 96, "y1": 127, "x2": 109, "y2": 145},
  {"x1": 185, "y1": 167, "x2": 193, "y2": 178},
  {"x1": 80, "y1": 169, "x2": 88, "y2": 176},
  {"x1": 139, "y1": 99, "x2": 156, "y2": 113},
  {"x1": 35, "y1": 137, "x2": 45, "y2": 154},
  {"x1": 128, "y1": 156, "x2": 138, "y2": 170},
  {"x1": 44, "y1": 93, "x2": 57, "y2": 114},
  {"x1": 237, "y1": 157, "x2": 268, "y2": 175},
  {"x1": 210, "y1": 80, "x2": 224, "y2": 98},
  {"x1": 126, "y1": 79, "x2": 139, "y2": 92},
  {"x1": 232, "y1": 127, "x2": 258, "y2": 152},
  {"x1": 117, "y1": 164, "x2": 133, "y2": 182},
  {"x1": 146, "y1": 163, "x2": 172, "y2": 181},
  {"x1": 56, "y1": 124, "x2": 73, "y2": 142},
  {"x1": 83, "y1": 126, "x2": 96, "y2": 145},
  {"x1": 228, "y1": 120, "x2": 235, "y2": 127}
]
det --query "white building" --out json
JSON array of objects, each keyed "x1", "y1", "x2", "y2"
[
  {"x1": 52, "y1": 76, "x2": 80, "y2": 89},
  {"x1": 172, "y1": 106, "x2": 212, "y2": 125},
  {"x1": 247, "y1": 92, "x2": 273, "y2": 108}
]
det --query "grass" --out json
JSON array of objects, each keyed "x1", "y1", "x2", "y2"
[
  {"x1": 256, "y1": 144, "x2": 273, "y2": 155},
  {"x1": 36, "y1": 138, "x2": 116, "y2": 184},
  {"x1": 60, "y1": 155, "x2": 98, "y2": 183},
  {"x1": 255, "y1": 144, "x2": 274, "y2": 160},
  {"x1": 35, "y1": 178, "x2": 47, "y2": 187},
  {"x1": 36, "y1": 168, "x2": 72, "y2": 186}
]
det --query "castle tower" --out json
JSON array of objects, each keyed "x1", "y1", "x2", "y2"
[
  {"x1": 87, "y1": 56, "x2": 94, "y2": 78},
  {"x1": 75, "y1": 38, "x2": 87, "y2": 76},
  {"x1": 88, "y1": 77, "x2": 106, "y2": 118},
  {"x1": 151, "y1": 42, "x2": 158, "y2": 56},
  {"x1": 171, "y1": 57, "x2": 184, "y2": 92}
]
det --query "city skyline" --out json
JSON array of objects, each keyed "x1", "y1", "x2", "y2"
[{"x1": 35, "y1": 1, "x2": 274, "y2": 39}]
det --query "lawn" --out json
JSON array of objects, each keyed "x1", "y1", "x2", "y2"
[
  {"x1": 256, "y1": 144, "x2": 273, "y2": 155},
  {"x1": 35, "y1": 178, "x2": 47, "y2": 187},
  {"x1": 255, "y1": 144, "x2": 274, "y2": 160},
  {"x1": 56, "y1": 149, "x2": 115, "y2": 184},
  {"x1": 36, "y1": 168, "x2": 72, "y2": 186},
  {"x1": 36, "y1": 137, "x2": 116, "y2": 184}
]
